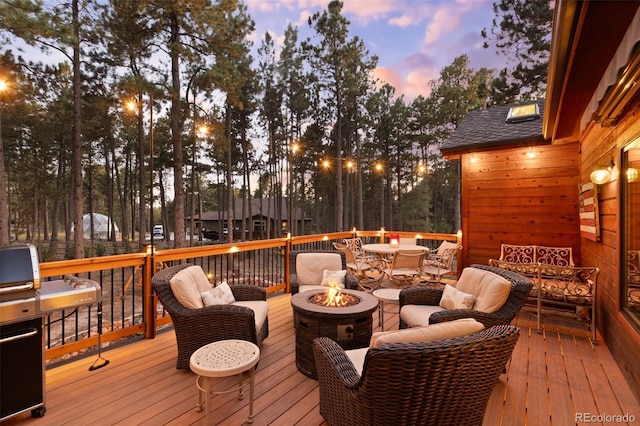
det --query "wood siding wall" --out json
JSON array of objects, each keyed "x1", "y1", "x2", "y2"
[
  {"x1": 460, "y1": 143, "x2": 582, "y2": 266},
  {"x1": 580, "y1": 100, "x2": 640, "y2": 401}
]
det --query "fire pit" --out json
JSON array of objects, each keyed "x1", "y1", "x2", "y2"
[{"x1": 290, "y1": 288, "x2": 378, "y2": 379}]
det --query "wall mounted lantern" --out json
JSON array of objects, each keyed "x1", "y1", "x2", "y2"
[{"x1": 590, "y1": 160, "x2": 615, "y2": 184}]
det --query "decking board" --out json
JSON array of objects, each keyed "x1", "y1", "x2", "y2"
[{"x1": 3, "y1": 292, "x2": 638, "y2": 426}]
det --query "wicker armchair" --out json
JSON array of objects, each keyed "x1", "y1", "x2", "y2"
[
  {"x1": 313, "y1": 324, "x2": 520, "y2": 426},
  {"x1": 289, "y1": 250, "x2": 358, "y2": 294},
  {"x1": 399, "y1": 264, "x2": 532, "y2": 329},
  {"x1": 152, "y1": 263, "x2": 269, "y2": 369}
]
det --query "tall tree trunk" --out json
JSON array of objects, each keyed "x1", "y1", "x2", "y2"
[
  {"x1": 112, "y1": 147, "x2": 128, "y2": 242},
  {"x1": 136, "y1": 94, "x2": 145, "y2": 248},
  {"x1": 0, "y1": 109, "x2": 9, "y2": 246},
  {"x1": 170, "y1": 13, "x2": 185, "y2": 248},
  {"x1": 72, "y1": 0, "x2": 84, "y2": 259},
  {"x1": 225, "y1": 104, "x2": 233, "y2": 243},
  {"x1": 242, "y1": 122, "x2": 252, "y2": 241},
  {"x1": 335, "y1": 79, "x2": 343, "y2": 232}
]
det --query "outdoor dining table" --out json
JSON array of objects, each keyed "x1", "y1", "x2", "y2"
[{"x1": 362, "y1": 243, "x2": 427, "y2": 255}]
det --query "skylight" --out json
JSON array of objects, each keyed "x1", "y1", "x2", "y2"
[{"x1": 506, "y1": 103, "x2": 541, "y2": 123}]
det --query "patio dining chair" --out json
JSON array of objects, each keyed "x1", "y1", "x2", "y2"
[
  {"x1": 382, "y1": 249, "x2": 425, "y2": 288},
  {"x1": 422, "y1": 243, "x2": 461, "y2": 284},
  {"x1": 343, "y1": 237, "x2": 377, "y2": 262},
  {"x1": 333, "y1": 243, "x2": 380, "y2": 291}
]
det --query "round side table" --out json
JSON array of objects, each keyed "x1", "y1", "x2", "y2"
[
  {"x1": 372, "y1": 288, "x2": 402, "y2": 330},
  {"x1": 189, "y1": 339, "x2": 260, "y2": 424}
]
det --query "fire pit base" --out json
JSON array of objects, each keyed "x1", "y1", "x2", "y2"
[{"x1": 291, "y1": 289, "x2": 378, "y2": 379}]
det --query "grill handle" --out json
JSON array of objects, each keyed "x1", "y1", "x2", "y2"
[
  {"x1": 0, "y1": 328, "x2": 38, "y2": 344},
  {"x1": 0, "y1": 282, "x2": 34, "y2": 294}
]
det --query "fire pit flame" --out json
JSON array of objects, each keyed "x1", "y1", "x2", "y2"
[{"x1": 309, "y1": 283, "x2": 360, "y2": 307}]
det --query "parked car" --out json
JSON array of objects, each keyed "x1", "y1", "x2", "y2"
[
  {"x1": 152, "y1": 225, "x2": 164, "y2": 238},
  {"x1": 202, "y1": 229, "x2": 220, "y2": 241}
]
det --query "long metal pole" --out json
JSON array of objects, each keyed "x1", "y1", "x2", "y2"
[{"x1": 149, "y1": 93, "x2": 154, "y2": 262}]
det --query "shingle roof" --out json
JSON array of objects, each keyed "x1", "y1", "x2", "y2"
[{"x1": 440, "y1": 99, "x2": 548, "y2": 156}]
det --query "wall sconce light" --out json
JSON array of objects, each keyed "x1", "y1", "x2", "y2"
[
  {"x1": 627, "y1": 167, "x2": 639, "y2": 182},
  {"x1": 590, "y1": 160, "x2": 615, "y2": 184}
]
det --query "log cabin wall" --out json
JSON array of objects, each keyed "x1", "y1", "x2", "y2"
[
  {"x1": 580, "y1": 100, "x2": 640, "y2": 400},
  {"x1": 460, "y1": 142, "x2": 581, "y2": 266}
]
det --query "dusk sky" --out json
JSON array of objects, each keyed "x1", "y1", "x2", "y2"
[
  {"x1": 6, "y1": 0, "x2": 509, "y2": 102},
  {"x1": 246, "y1": 0, "x2": 509, "y2": 101}
]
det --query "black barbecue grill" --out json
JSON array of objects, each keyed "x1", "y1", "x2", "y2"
[{"x1": 0, "y1": 245, "x2": 101, "y2": 421}]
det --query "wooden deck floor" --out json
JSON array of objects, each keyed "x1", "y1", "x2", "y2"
[{"x1": 5, "y1": 292, "x2": 639, "y2": 426}]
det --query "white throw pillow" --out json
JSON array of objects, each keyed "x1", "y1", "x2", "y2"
[
  {"x1": 456, "y1": 267, "x2": 512, "y2": 313},
  {"x1": 169, "y1": 265, "x2": 213, "y2": 309},
  {"x1": 439, "y1": 284, "x2": 476, "y2": 310},
  {"x1": 370, "y1": 318, "x2": 485, "y2": 347},
  {"x1": 320, "y1": 269, "x2": 347, "y2": 288},
  {"x1": 201, "y1": 281, "x2": 236, "y2": 306}
]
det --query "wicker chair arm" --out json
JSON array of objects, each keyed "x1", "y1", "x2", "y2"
[
  {"x1": 159, "y1": 294, "x2": 256, "y2": 320},
  {"x1": 231, "y1": 284, "x2": 266, "y2": 301},
  {"x1": 290, "y1": 273, "x2": 300, "y2": 294},
  {"x1": 399, "y1": 286, "x2": 444, "y2": 307},
  {"x1": 344, "y1": 272, "x2": 358, "y2": 290},
  {"x1": 429, "y1": 309, "x2": 505, "y2": 329},
  {"x1": 313, "y1": 337, "x2": 361, "y2": 388}
]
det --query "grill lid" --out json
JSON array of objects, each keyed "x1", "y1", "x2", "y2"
[
  {"x1": 0, "y1": 245, "x2": 101, "y2": 325},
  {"x1": 0, "y1": 245, "x2": 40, "y2": 290}
]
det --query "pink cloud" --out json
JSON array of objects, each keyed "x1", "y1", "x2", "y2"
[
  {"x1": 373, "y1": 66, "x2": 436, "y2": 102},
  {"x1": 373, "y1": 67, "x2": 403, "y2": 93},
  {"x1": 405, "y1": 67, "x2": 437, "y2": 100},
  {"x1": 425, "y1": 7, "x2": 461, "y2": 45}
]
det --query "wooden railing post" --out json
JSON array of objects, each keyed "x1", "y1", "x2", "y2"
[
  {"x1": 284, "y1": 233, "x2": 292, "y2": 293},
  {"x1": 456, "y1": 230, "x2": 463, "y2": 278}
]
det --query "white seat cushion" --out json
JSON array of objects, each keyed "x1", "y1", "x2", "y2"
[
  {"x1": 400, "y1": 304, "x2": 445, "y2": 327},
  {"x1": 169, "y1": 265, "x2": 213, "y2": 309},
  {"x1": 455, "y1": 267, "x2": 512, "y2": 313},
  {"x1": 231, "y1": 300, "x2": 269, "y2": 334},
  {"x1": 296, "y1": 253, "x2": 342, "y2": 285}
]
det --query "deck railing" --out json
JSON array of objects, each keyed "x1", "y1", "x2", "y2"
[{"x1": 39, "y1": 229, "x2": 461, "y2": 363}]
